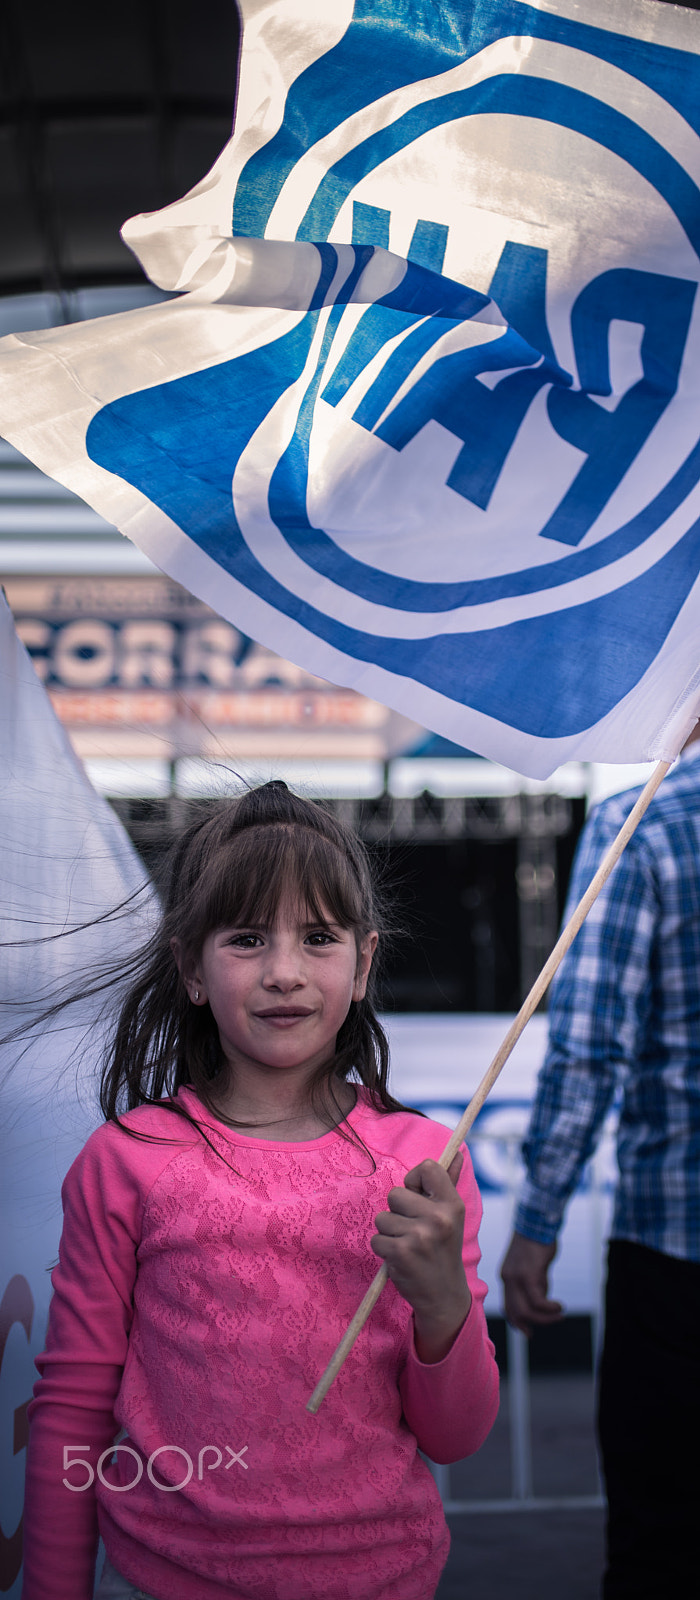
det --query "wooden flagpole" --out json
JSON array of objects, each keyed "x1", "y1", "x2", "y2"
[{"x1": 307, "y1": 757, "x2": 672, "y2": 1414}]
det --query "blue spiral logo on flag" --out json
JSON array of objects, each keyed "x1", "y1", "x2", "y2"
[{"x1": 84, "y1": 0, "x2": 700, "y2": 748}]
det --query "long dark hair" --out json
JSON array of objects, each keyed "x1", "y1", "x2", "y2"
[{"x1": 101, "y1": 780, "x2": 419, "y2": 1146}]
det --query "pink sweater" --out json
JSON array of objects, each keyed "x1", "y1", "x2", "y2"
[{"x1": 23, "y1": 1086, "x2": 498, "y2": 1600}]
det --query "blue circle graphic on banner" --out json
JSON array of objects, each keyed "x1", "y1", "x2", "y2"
[{"x1": 247, "y1": 65, "x2": 700, "y2": 613}]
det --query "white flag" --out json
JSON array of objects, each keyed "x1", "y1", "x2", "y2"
[
  {"x1": 1, "y1": 0, "x2": 700, "y2": 775},
  {"x1": 0, "y1": 593, "x2": 152, "y2": 1597}
]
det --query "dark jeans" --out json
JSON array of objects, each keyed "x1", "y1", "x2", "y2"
[{"x1": 598, "y1": 1239, "x2": 700, "y2": 1599}]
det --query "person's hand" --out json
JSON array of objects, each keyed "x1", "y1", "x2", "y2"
[
  {"x1": 500, "y1": 1231, "x2": 563, "y2": 1336},
  {"x1": 371, "y1": 1154, "x2": 471, "y2": 1363}
]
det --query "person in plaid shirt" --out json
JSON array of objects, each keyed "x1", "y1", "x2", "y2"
[{"x1": 501, "y1": 724, "x2": 700, "y2": 1599}]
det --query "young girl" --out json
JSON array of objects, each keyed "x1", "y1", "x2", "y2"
[{"x1": 22, "y1": 781, "x2": 499, "y2": 1600}]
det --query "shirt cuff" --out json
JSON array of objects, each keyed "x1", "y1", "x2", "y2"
[
  {"x1": 408, "y1": 1298, "x2": 473, "y2": 1369},
  {"x1": 513, "y1": 1182, "x2": 567, "y2": 1245}
]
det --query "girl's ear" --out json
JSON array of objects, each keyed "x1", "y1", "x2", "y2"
[
  {"x1": 353, "y1": 930, "x2": 379, "y2": 1002},
  {"x1": 170, "y1": 937, "x2": 206, "y2": 1004}
]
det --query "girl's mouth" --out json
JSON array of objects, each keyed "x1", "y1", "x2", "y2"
[{"x1": 255, "y1": 1007, "x2": 314, "y2": 1022}]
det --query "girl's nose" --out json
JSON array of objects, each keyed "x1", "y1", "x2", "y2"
[{"x1": 261, "y1": 938, "x2": 307, "y2": 989}]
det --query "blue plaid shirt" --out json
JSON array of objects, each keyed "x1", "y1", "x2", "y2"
[{"x1": 515, "y1": 743, "x2": 700, "y2": 1262}]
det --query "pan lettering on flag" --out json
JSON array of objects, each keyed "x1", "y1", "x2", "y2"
[
  {"x1": 335, "y1": 260, "x2": 695, "y2": 549},
  {"x1": 319, "y1": 246, "x2": 696, "y2": 549}
]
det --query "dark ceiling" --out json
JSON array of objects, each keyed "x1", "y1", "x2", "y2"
[
  {"x1": 0, "y1": 0, "x2": 241, "y2": 298},
  {"x1": 1, "y1": 0, "x2": 698, "y2": 303}
]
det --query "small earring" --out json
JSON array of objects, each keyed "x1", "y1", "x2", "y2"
[{"x1": 193, "y1": 988, "x2": 200, "y2": 1002}]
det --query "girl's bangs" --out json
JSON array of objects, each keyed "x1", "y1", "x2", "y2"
[{"x1": 190, "y1": 824, "x2": 368, "y2": 941}]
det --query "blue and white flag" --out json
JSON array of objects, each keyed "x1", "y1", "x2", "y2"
[{"x1": 2, "y1": 0, "x2": 700, "y2": 776}]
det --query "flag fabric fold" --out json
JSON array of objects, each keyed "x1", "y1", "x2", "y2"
[{"x1": 2, "y1": 0, "x2": 700, "y2": 775}]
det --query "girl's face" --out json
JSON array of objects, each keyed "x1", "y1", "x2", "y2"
[{"x1": 181, "y1": 897, "x2": 378, "y2": 1083}]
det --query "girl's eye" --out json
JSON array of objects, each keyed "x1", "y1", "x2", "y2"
[
  {"x1": 306, "y1": 929, "x2": 337, "y2": 946},
  {"x1": 228, "y1": 933, "x2": 263, "y2": 949}
]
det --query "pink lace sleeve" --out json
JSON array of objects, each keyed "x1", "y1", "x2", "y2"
[
  {"x1": 22, "y1": 1121, "x2": 175, "y2": 1600},
  {"x1": 22, "y1": 1365, "x2": 124, "y2": 1599}
]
